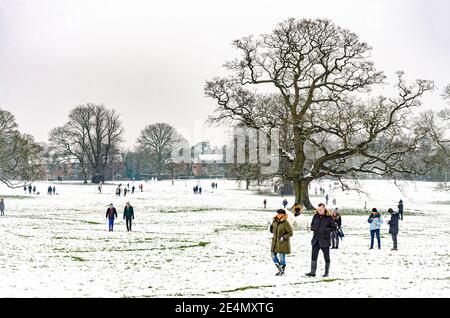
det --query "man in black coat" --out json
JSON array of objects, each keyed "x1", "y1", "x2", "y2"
[
  {"x1": 388, "y1": 208, "x2": 400, "y2": 251},
  {"x1": 306, "y1": 203, "x2": 336, "y2": 278}
]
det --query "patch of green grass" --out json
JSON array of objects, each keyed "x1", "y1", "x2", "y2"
[
  {"x1": 238, "y1": 224, "x2": 267, "y2": 231},
  {"x1": 0, "y1": 195, "x2": 34, "y2": 200},
  {"x1": 161, "y1": 207, "x2": 222, "y2": 214},
  {"x1": 71, "y1": 256, "x2": 86, "y2": 262},
  {"x1": 220, "y1": 285, "x2": 276, "y2": 293},
  {"x1": 179, "y1": 241, "x2": 210, "y2": 249}
]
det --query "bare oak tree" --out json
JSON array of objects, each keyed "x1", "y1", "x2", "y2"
[
  {"x1": 206, "y1": 18, "x2": 434, "y2": 209},
  {"x1": 137, "y1": 123, "x2": 186, "y2": 180},
  {"x1": 49, "y1": 103, "x2": 124, "y2": 183},
  {"x1": 0, "y1": 108, "x2": 43, "y2": 187}
]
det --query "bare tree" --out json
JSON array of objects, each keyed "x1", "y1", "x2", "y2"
[
  {"x1": 206, "y1": 18, "x2": 434, "y2": 209},
  {"x1": 137, "y1": 123, "x2": 186, "y2": 180},
  {"x1": 49, "y1": 103, "x2": 124, "y2": 183},
  {"x1": 0, "y1": 108, "x2": 43, "y2": 187}
]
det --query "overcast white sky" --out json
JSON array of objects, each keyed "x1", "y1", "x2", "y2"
[{"x1": 1, "y1": 0, "x2": 449, "y2": 148}]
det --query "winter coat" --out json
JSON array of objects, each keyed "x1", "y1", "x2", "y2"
[
  {"x1": 368, "y1": 214, "x2": 383, "y2": 230},
  {"x1": 270, "y1": 217, "x2": 293, "y2": 254},
  {"x1": 123, "y1": 206, "x2": 134, "y2": 219},
  {"x1": 332, "y1": 215, "x2": 342, "y2": 230},
  {"x1": 388, "y1": 213, "x2": 400, "y2": 235},
  {"x1": 0, "y1": 201, "x2": 4, "y2": 211},
  {"x1": 106, "y1": 207, "x2": 118, "y2": 220},
  {"x1": 310, "y1": 213, "x2": 336, "y2": 248},
  {"x1": 398, "y1": 202, "x2": 404, "y2": 213}
]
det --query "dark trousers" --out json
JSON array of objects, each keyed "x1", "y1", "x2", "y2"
[
  {"x1": 330, "y1": 231, "x2": 339, "y2": 248},
  {"x1": 391, "y1": 233, "x2": 398, "y2": 249},
  {"x1": 126, "y1": 218, "x2": 132, "y2": 231},
  {"x1": 311, "y1": 243, "x2": 330, "y2": 263},
  {"x1": 370, "y1": 229, "x2": 381, "y2": 249}
]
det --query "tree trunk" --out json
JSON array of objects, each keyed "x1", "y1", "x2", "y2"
[{"x1": 294, "y1": 179, "x2": 314, "y2": 210}]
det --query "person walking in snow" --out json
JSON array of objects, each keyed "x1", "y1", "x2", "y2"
[
  {"x1": 330, "y1": 209, "x2": 341, "y2": 249},
  {"x1": 388, "y1": 208, "x2": 400, "y2": 251},
  {"x1": 0, "y1": 199, "x2": 5, "y2": 216},
  {"x1": 263, "y1": 199, "x2": 267, "y2": 209},
  {"x1": 24, "y1": 185, "x2": 27, "y2": 194},
  {"x1": 368, "y1": 208, "x2": 383, "y2": 250},
  {"x1": 325, "y1": 194, "x2": 329, "y2": 205},
  {"x1": 306, "y1": 203, "x2": 335, "y2": 278},
  {"x1": 270, "y1": 209, "x2": 293, "y2": 276},
  {"x1": 105, "y1": 204, "x2": 118, "y2": 232},
  {"x1": 398, "y1": 200, "x2": 404, "y2": 220},
  {"x1": 52, "y1": 186, "x2": 56, "y2": 195},
  {"x1": 282, "y1": 198, "x2": 288, "y2": 209},
  {"x1": 123, "y1": 188, "x2": 128, "y2": 197},
  {"x1": 123, "y1": 201, "x2": 134, "y2": 232},
  {"x1": 33, "y1": 186, "x2": 36, "y2": 194},
  {"x1": 28, "y1": 185, "x2": 32, "y2": 195},
  {"x1": 131, "y1": 185, "x2": 135, "y2": 194},
  {"x1": 98, "y1": 185, "x2": 102, "y2": 194}
]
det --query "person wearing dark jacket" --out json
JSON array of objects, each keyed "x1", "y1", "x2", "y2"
[
  {"x1": 270, "y1": 209, "x2": 293, "y2": 276},
  {"x1": 306, "y1": 203, "x2": 335, "y2": 278},
  {"x1": 330, "y1": 209, "x2": 342, "y2": 249},
  {"x1": 388, "y1": 208, "x2": 400, "y2": 250},
  {"x1": 0, "y1": 199, "x2": 5, "y2": 216},
  {"x1": 398, "y1": 200, "x2": 404, "y2": 220},
  {"x1": 123, "y1": 202, "x2": 135, "y2": 232},
  {"x1": 105, "y1": 204, "x2": 118, "y2": 232}
]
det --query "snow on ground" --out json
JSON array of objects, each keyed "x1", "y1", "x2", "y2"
[{"x1": 0, "y1": 179, "x2": 449, "y2": 298}]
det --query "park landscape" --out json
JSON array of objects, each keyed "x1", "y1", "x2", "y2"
[{"x1": 1, "y1": 1, "x2": 450, "y2": 298}]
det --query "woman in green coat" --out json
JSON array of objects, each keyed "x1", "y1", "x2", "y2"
[{"x1": 270, "y1": 209, "x2": 293, "y2": 276}]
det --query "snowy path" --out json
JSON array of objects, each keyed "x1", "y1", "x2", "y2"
[{"x1": 0, "y1": 180, "x2": 449, "y2": 297}]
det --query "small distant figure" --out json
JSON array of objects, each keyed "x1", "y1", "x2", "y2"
[
  {"x1": 368, "y1": 208, "x2": 383, "y2": 250},
  {"x1": 263, "y1": 199, "x2": 267, "y2": 209},
  {"x1": 98, "y1": 185, "x2": 102, "y2": 194},
  {"x1": 127, "y1": 183, "x2": 130, "y2": 190},
  {"x1": 388, "y1": 208, "x2": 400, "y2": 251},
  {"x1": 332, "y1": 198, "x2": 337, "y2": 206},
  {"x1": 315, "y1": 187, "x2": 317, "y2": 195},
  {"x1": 47, "y1": 186, "x2": 52, "y2": 195},
  {"x1": 24, "y1": 185, "x2": 27, "y2": 194},
  {"x1": 282, "y1": 199, "x2": 288, "y2": 209},
  {"x1": 199, "y1": 187, "x2": 202, "y2": 195},
  {"x1": 28, "y1": 185, "x2": 32, "y2": 195},
  {"x1": 139, "y1": 184, "x2": 143, "y2": 192},
  {"x1": 123, "y1": 201, "x2": 134, "y2": 232},
  {"x1": 33, "y1": 186, "x2": 36, "y2": 194},
  {"x1": 325, "y1": 194, "x2": 329, "y2": 205},
  {"x1": 131, "y1": 185, "x2": 135, "y2": 194},
  {"x1": 52, "y1": 186, "x2": 56, "y2": 195},
  {"x1": 116, "y1": 186, "x2": 121, "y2": 197},
  {"x1": 0, "y1": 199, "x2": 5, "y2": 216},
  {"x1": 105, "y1": 203, "x2": 118, "y2": 232},
  {"x1": 398, "y1": 200, "x2": 404, "y2": 221},
  {"x1": 123, "y1": 188, "x2": 128, "y2": 197}
]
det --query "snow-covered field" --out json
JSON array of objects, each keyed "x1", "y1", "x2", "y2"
[{"x1": 0, "y1": 179, "x2": 449, "y2": 298}]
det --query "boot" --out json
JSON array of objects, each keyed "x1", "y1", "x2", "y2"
[
  {"x1": 305, "y1": 261, "x2": 317, "y2": 277},
  {"x1": 278, "y1": 265, "x2": 286, "y2": 276},
  {"x1": 322, "y1": 263, "x2": 330, "y2": 277},
  {"x1": 275, "y1": 262, "x2": 282, "y2": 276}
]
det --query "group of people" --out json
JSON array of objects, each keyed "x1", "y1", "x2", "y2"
[
  {"x1": 211, "y1": 182, "x2": 218, "y2": 189},
  {"x1": 193, "y1": 185, "x2": 203, "y2": 194},
  {"x1": 47, "y1": 186, "x2": 57, "y2": 195},
  {"x1": 105, "y1": 202, "x2": 135, "y2": 232},
  {"x1": 269, "y1": 200, "x2": 404, "y2": 277},
  {"x1": 115, "y1": 184, "x2": 137, "y2": 197},
  {"x1": 23, "y1": 185, "x2": 40, "y2": 195}
]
